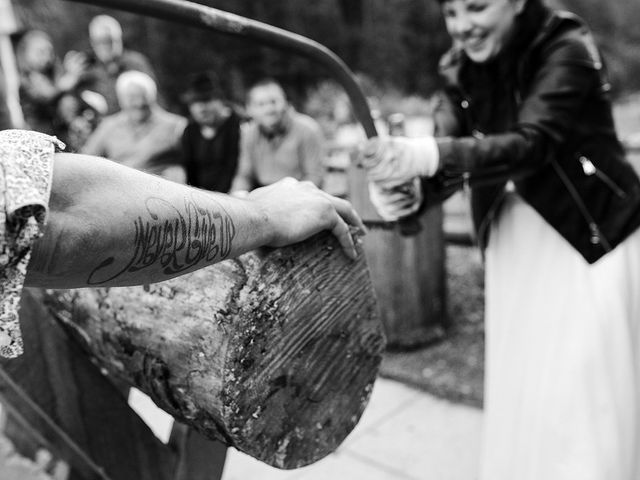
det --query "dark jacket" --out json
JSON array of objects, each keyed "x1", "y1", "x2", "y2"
[
  {"x1": 428, "y1": 1, "x2": 640, "y2": 264},
  {"x1": 181, "y1": 110, "x2": 241, "y2": 193}
]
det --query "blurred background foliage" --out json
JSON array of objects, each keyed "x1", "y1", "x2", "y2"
[{"x1": 13, "y1": 0, "x2": 640, "y2": 112}]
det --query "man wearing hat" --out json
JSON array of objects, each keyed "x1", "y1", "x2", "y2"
[{"x1": 180, "y1": 71, "x2": 242, "y2": 193}]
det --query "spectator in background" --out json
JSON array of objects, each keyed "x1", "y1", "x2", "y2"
[
  {"x1": 84, "y1": 15, "x2": 154, "y2": 114},
  {"x1": 54, "y1": 90, "x2": 106, "y2": 151},
  {"x1": 360, "y1": 0, "x2": 640, "y2": 478},
  {"x1": 231, "y1": 78, "x2": 324, "y2": 192},
  {"x1": 82, "y1": 70, "x2": 186, "y2": 177},
  {"x1": 0, "y1": 0, "x2": 24, "y2": 128},
  {"x1": 180, "y1": 72, "x2": 242, "y2": 193},
  {"x1": 15, "y1": 30, "x2": 88, "y2": 134}
]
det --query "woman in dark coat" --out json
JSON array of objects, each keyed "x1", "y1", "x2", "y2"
[{"x1": 361, "y1": 0, "x2": 640, "y2": 478}]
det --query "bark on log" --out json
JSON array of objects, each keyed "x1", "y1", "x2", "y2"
[{"x1": 42, "y1": 231, "x2": 384, "y2": 469}]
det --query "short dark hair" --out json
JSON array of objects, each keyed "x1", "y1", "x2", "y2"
[{"x1": 181, "y1": 71, "x2": 224, "y2": 104}]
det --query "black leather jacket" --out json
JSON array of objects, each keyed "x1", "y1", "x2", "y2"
[{"x1": 427, "y1": 2, "x2": 640, "y2": 264}]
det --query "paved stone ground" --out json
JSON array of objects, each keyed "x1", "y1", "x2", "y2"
[
  {"x1": 0, "y1": 378, "x2": 483, "y2": 480},
  {"x1": 221, "y1": 377, "x2": 482, "y2": 480}
]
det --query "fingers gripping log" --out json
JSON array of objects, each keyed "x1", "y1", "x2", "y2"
[{"x1": 42, "y1": 231, "x2": 385, "y2": 469}]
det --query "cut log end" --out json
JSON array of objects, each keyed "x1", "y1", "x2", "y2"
[
  {"x1": 44, "y1": 230, "x2": 384, "y2": 469},
  {"x1": 221, "y1": 237, "x2": 383, "y2": 468}
]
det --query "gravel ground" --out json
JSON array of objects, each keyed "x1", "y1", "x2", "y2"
[{"x1": 379, "y1": 244, "x2": 485, "y2": 408}]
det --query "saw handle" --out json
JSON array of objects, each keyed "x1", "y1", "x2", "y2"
[{"x1": 361, "y1": 137, "x2": 423, "y2": 237}]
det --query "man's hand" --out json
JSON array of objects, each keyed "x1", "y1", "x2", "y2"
[
  {"x1": 58, "y1": 51, "x2": 89, "y2": 92},
  {"x1": 247, "y1": 178, "x2": 365, "y2": 260}
]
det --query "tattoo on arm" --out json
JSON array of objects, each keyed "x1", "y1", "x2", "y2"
[{"x1": 88, "y1": 193, "x2": 237, "y2": 285}]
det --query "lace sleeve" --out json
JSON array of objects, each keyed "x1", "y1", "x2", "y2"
[{"x1": 0, "y1": 130, "x2": 63, "y2": 358}]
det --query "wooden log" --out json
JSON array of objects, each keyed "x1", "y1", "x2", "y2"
[
  {"x1": 362, "y1": 206, "x2": 447, "y2": 349},
  {"x1": 42, "y1": 231, "x2": 384, "y2": 470}
]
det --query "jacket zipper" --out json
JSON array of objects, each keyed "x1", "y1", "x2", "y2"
[
  {"x1": 550, "y1": 158, "x2": 612, "y2": 252},
  {"x1": 577, "y1": 155, "x2": 628, "y2": 198},
  {"x1": 456, "y1": 93, "x2": 505, "y2": 248},
  {"x1": 476, "y1": 187, "x2": 507, "y2": 250}
]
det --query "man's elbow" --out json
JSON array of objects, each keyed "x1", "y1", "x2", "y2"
[
  {"x1": 25, "y1": 224, "x2": 67, "y2": 287},
  {"x1": 25, "y1": 215, "x2": 101, "y2": 288}
]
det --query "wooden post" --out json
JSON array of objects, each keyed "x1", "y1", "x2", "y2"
[
  {"x1": 43, "y1": 230, "x2": 384, "y2": 470},
  {"x1": 347, "y1": 135, "x2": 447, "y2": 349},
  {"x1": 0, "y1": 0, "x2": 25, "y2": 128},
  {"x1": 364, "y1": 208, "x2": 446, "y2": 349}
]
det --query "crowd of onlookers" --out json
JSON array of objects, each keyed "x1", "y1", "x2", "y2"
[
  {"x1": 1, "y1": 14, "x2": 335, "y2": 195},
  {"x1": 4, "y1": 13, "x2": 640, "y2": 201}
]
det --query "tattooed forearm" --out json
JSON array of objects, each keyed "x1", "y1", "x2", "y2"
[{"x1": 88, "y1": 193, "x2": 236, "y2": 285}]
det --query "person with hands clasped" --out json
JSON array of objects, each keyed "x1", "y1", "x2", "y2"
[{"x1": 361, "y1": 0, "x2": 640, "y2": 479}]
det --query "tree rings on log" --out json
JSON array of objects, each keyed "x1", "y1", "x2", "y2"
[{"x1": 43, "y1": 230, "x2": 385, "y2": 469}]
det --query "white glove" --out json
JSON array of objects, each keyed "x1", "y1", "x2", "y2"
[
  {"x1": 368, "y1": 179, "x2": 423, "y2": 221},
  {"x1": 360, "y1": 136, "x2": 439, "y2": 186}
]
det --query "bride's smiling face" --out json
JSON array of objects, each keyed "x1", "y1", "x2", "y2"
[{"x1": 441, "y1": 0, "x2": 527, "y2": 63}]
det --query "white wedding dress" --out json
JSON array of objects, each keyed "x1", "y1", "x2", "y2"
[{"x1": 480, "y1": 192, "x2": 640, "y2": 480}]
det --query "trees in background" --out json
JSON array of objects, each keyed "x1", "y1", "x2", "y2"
[{"x1": 11, "y1": 0, "x2": 640, "y2": 111}]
